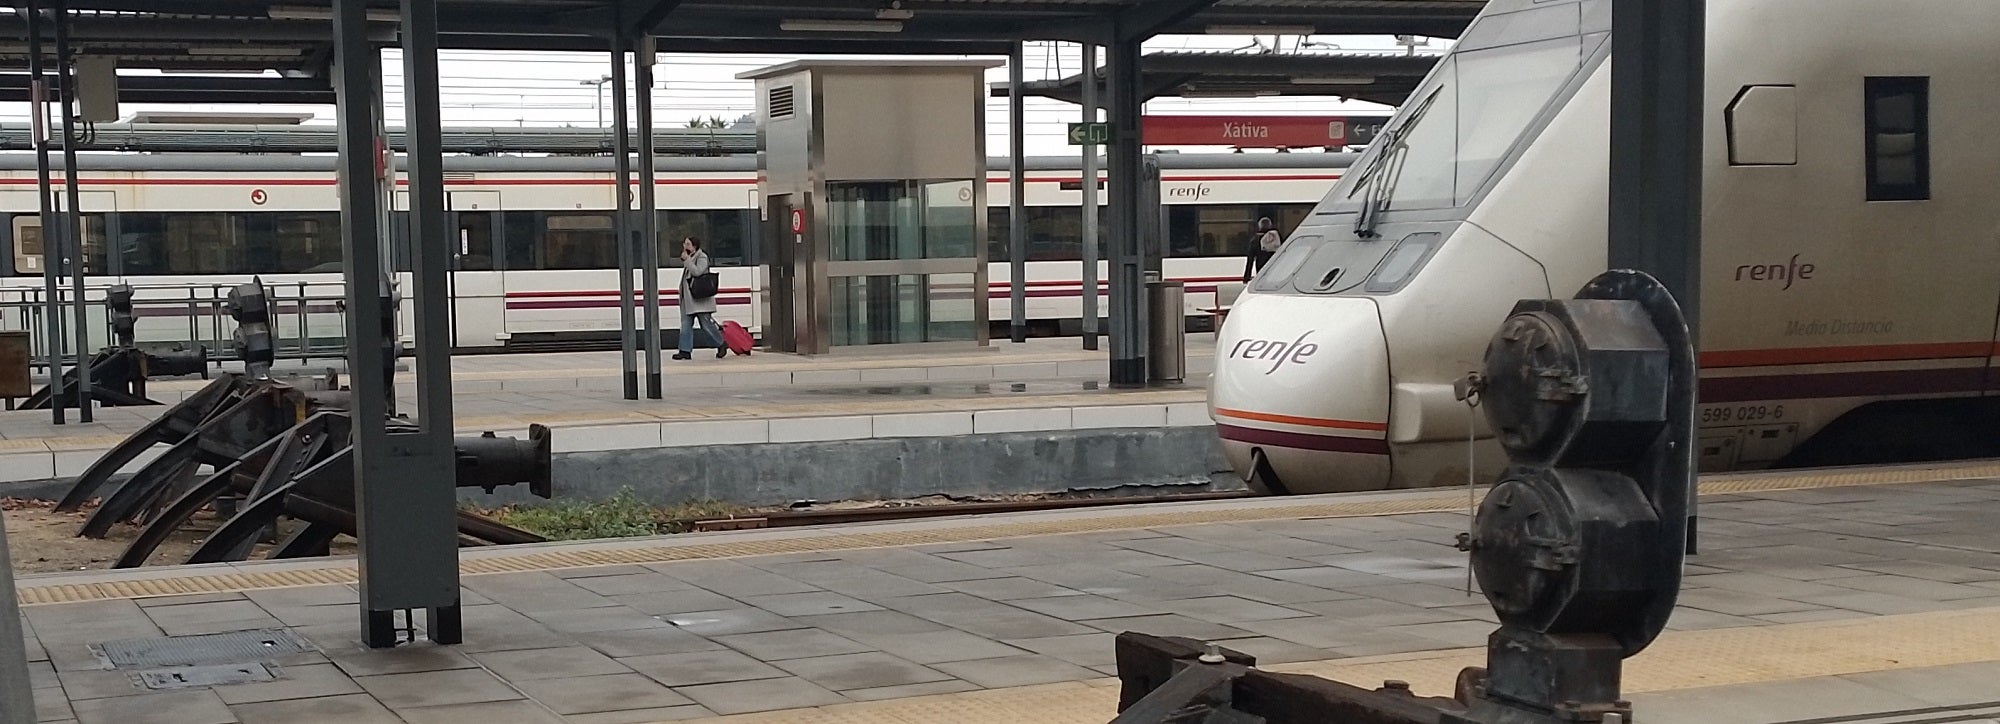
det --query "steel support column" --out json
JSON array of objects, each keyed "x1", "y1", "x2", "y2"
[
  {"x1": 0, "y1": 510, "x2": 34, "y2": 724},
  {"x1": 1608, "y1": 0, "x2": 1703, "y2": 553},
  {"x1": 1104, "y1": 36, "x2": 1146, "y2": 387},
  {"x1": 635, "y1": 37, "x2": 662, "y2": 398},
  {"x1": 53, "y1": 0, "x2": 89, "y2": 422},
  {"x1": 610, "y1": 32, "x2": 638, "y2": 400},
  {"x1": 340, "y1": 0, "x2": 460, "y2": 648},
  {"x1": 26, "y1": 0, "x2": 63, "y2": 425},
  {"x1": 1007, "y1": 42, "x2": 1027, "y2": 343},
  {"x1": 1079, "y1": 42, "x2": 1100, "y2": 351}
]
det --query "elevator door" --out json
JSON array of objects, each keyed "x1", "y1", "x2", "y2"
[{"x1": 764, "y1": 195, "x2": 802, "y2": 352}]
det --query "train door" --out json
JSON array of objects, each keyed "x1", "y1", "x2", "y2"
[{"x1": 447, "y1": 191, "x2": 503, "y2": 349}]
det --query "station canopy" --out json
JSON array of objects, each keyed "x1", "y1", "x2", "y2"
[{"x1": 0, "y1": 0, "x2": 1482, "y2": 105}]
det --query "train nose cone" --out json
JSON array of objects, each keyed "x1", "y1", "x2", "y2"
[{"x1": 1209, "y1": 293, "x2": 1391, "y2": 494}]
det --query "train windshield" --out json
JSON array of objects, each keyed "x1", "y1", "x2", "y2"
[{"x1": 1342, "y1": 1, "x2": 1604, "y2": 221}]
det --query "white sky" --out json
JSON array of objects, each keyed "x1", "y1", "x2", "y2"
[{"x1": 6, "y1": 35, "x2": 1443, "y2": 156}]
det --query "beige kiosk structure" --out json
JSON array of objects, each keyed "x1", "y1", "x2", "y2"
[{"x1": 740, "y1": 60, "x2": 998, "y2": 355}]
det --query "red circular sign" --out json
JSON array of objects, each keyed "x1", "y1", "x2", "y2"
[
  {"x1": 249, "y1": 189, "x2": 268, "y2": 205},
  {"x1": 790, "y1": 209, "x2": 805, "y2": 234}
]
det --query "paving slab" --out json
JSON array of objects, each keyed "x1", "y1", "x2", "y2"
[
  {"x1": 228, "y1": 693, "x2": 401, "y2": 724},
  {"x1": 395, "y1": 699, "x2": 566, "y2": 724},
  {"x1": 511, "y1": 673, "x2": 694, "y2": 715},
  {"x1": 673, "y1": 676, "x2": 847, "y2": 715},
  {"x1": 618, "y1": 649, "x2": 786, "y2": 688},
  {"x1": 70, "y1": 690, "x2": 237, "y2": 724},
  {"x1": 770, "y1": 651, "x2": 953, "y2": 691},
  {"x1": 714, "y1": 629, "x2": 872, "y2": 660},
  {"x1": 352, "y1": 668, "x2": 524, "y2": 709},
  {"x1": 470, "y1": 646, "x2": 631, "y2": 682}
]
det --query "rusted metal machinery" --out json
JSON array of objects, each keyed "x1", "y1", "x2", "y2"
[
  {"x1": 50, "y1": 280, "x2": 554, "y2": 566},
  {"x1": 1110, "y1": 270, "x2": 1694, "y2": 724}
]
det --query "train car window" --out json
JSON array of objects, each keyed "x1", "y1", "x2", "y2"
[
  {"x1": 1454, "y1": 36, "x2": 1584, "y2": 204},
  {"x1": 1363, "y1": 232, "x2": 1443, "y2": 293},
  {"x1": 1865, "y1": 76, "x2": 1929, "y2": 202},
  {"x1": 539, "y1": 213, "x2": 616, "y2": 270},
  {"x1": 456, "y1": 213, "x2": 496, "y2": 271},
  {"x1": 11, "y1": 215, "x2": 107, "y2": 276},
  {"x1": 117, "y1": 212, "x2": 343, "y2": 275},
  {"x1": 502, "y1": 211, "x2": 540, "y2": 270},
  {"x1": 657, "y1": 210, "x2": 748, "y2": 267},
  {"x1": 256, "y1": 213, "x2": 343, "y2": 273},
  {"x1": 987, "y1": 207, "x2": 1094, "y2": 262},
  {"x1": 118, "y1": 212, "x2": 243, "y2": 275},
  {"x1": 1250, "y1": 235, "x2": 1316, "y2": 292}
]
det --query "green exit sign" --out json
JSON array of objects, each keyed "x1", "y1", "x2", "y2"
[{"x1": 1067, "y1": 122, "x2": 1112, "y2": 146}]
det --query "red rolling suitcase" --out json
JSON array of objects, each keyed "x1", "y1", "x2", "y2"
[{"x1": 721, "y1": 320, "x2": 754, "y2": 356}]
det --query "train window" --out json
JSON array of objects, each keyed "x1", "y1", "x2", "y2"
[
  {"x1": 987, "y1": 207, "x2": 1094, "y2": 262},
  {"x1": 1363, "y1": 232, "x2": 1443, "y2": 293},
  {"x1": 11, "y1": 215, "x2": 107, "y2": 276},
  {"x1": 1865, "y1": 76, "x2": 1929, "y2": 202},
  {"x1": 1455, "y1": 36, "x2": 1584, "y2": 204},
  {"x1": 539, "y1": 213, "x2": 616, "y2": 270},
  {"x1": 117, "y1": 212, "x2": 342, "y2": 275},
  {"x1": 657, "y1": 210, "x2": 749, "y2": 267},
  {"x1": 1249, "y1": 236, "x2": 1315, "y2": 292}
]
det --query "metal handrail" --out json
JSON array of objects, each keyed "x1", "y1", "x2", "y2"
[{"x1": 0, "y1": 280, "x2": 353, "y2": 373}]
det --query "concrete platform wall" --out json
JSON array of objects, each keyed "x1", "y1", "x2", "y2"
[
  {"x1": 529, "y1": 425, "x2": 1240, "y2": 507},
  {"x1": 4, "y1": 425, "x2": 1240, "y2": 507}
]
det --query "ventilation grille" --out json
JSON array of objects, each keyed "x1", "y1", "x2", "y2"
[
  {"x1": 768, "y1": 85, "x2": 796, "y2": 119},
  {"x1": 443, "y1": 171, "x2": 476, "y2": 182}
]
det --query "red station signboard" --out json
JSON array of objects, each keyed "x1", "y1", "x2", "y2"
[{"x1": 1141, "y1": 115, "x2": 1388, "y2": 148}]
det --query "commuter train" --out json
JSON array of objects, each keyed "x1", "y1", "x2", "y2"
[
  {"x1": 0, "y1": 152, "x2": 1346, "y2": 352},
  {"x1": 1212, "y1": 0, "x2": 2000, "y2": 493}
]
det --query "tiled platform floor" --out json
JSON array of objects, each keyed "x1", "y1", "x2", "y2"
[{"x1": 14, "y1": 474, "x2": 2000, "y2": 722}]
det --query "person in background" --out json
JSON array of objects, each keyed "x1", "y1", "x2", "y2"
[
  {"x1": 1243, "y1": 216, "x2": 1281, "y2": 282},
  {"x1": 674, "y1": 236, "x2": 725, "y2": 360}
]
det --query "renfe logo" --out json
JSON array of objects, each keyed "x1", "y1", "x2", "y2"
[
  {"x1": 1230, "y1": 332, "x2": 1320, "y2": 374},
  {"x1": 1166, "y1": 184, "x2": 1212, "y2": 199},
  {"x1": 1735, "y1": 254, "x2": 1815, "y2": 290}
]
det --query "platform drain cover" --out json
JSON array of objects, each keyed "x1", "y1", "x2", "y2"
[
  {"x1": 138, "y1": 663, "x2": 278, "y2": 690},
  {"x1": 92, "y1": 629, "x2": 314, "y2": 669}
]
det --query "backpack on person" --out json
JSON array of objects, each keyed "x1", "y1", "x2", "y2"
[
  {"x1": 1258, "y1": 229, "x2": 1282, "y2": 253},
  {"x1": 721, "y1": 320, "x2": 754, "y2": 355}
]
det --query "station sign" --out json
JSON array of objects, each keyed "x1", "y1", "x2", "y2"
[{"x1": 1141, "y1": 115, "x2": 1388, "y2": 148}]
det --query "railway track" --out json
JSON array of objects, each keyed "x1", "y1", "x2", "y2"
[{"x1": 680, "y1": 490, "x2": 1257, "y2": 532}]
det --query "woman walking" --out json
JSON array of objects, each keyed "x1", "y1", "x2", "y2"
[{"x1": 674, "y1": 236, "x2": 725, "y2": 360}]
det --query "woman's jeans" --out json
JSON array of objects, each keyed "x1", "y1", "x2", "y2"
[{"x1": 679, "y1": 311, "x2": 722, "y2": 355}]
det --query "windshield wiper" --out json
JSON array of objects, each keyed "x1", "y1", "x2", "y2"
[{"x1": 1354, "y1": 88, "x2": 1441, "y2": 239}]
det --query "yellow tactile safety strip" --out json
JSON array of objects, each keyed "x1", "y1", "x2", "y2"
[
  {"x1": 15, "y1": 459, "x2": 2000, "y2": 607},
  {"x1": 699, "y1": 606, "x2": 2000, "y2": 724}
]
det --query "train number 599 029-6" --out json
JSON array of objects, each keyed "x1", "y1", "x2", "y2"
[{"x1": 1700, "y1": 405, "x2": 1784, "y2": 424}]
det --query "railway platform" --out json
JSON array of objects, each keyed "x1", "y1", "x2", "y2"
[
  {"x1": 11, "y1": 460, "x2": 2000, "y2": 723},
  {"x1": 0, "y1": 337, "x2": 1221, "y2": 504}
]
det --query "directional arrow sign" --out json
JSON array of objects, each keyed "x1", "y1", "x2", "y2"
[{"x1": 1067, "y1": 122, "x2": 1111, "y2": 146}]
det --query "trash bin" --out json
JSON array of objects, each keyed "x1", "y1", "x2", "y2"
[{"x1": 1146, "y1": 278, "x2": 1186, "y2": 383}]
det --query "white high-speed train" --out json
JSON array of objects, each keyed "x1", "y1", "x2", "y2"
[
  {"x1": 0, "y1": 152, "x2": 1345, "y2": 352},
  {"x1": 1213, "y1": 0, "x2": 2000, "y2": 494}
]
